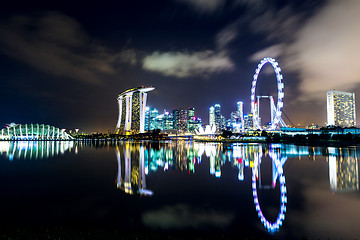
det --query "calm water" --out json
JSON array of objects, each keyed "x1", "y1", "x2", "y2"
[{"x1": 0, "y1": 140, "x2": 359, "y2": 239}]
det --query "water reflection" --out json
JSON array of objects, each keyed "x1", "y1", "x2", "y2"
[
  {"x1": 115, "y1": 142, "x2": 153, "y2": 196},
  {"x1": 252, "y1": 145, "x2": 287, "y2": 233},
  {"x1": 0, "y1": 141, "x2": 74, "y2": 160},
  {"x1": 329, "y1": 154, "x2": 359, "y2": 192},
  {"x1": 1, "y1": 140, "x2": 359, "y2": 234},
  {"x1": 113, "y1": 141, "x2": 360, "y2": 233}
]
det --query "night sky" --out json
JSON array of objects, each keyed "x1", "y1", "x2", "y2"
[{"x1": 1, "y1": 0, "x2": 360, "y2": 133}]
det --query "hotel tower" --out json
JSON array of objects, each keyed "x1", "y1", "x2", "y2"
[
  {"x1": 327, "y1": 90, "x2": 356, "y2": 127},
  {"x1": 115, "y1": 86, "x2": 154, "y2": 134}
]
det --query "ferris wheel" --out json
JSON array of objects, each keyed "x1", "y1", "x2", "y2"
[{"x1": 251, "y1": 57, "x2": 284, "y2": 130}]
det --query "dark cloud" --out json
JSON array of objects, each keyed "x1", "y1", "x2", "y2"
[{"x1": 0, "y1": 12, "x2": 135, "y2": 85}]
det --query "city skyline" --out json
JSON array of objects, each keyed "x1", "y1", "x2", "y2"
[{"x1": 2, "y1": 1, "x2": 360, "y2": 132}]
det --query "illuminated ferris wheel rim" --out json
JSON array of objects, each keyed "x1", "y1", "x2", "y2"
[{"x1": 251, "y1": 57, "x2": 284, "y2": 130}]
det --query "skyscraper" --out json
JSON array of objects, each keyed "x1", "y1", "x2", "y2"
[
  {"x1": 237, "y1": 101, "x2": 244, "y2": 131},
  {"x1": 209, "y1": 106, "x2": 215, "y2": 127},
  {"x1": 115, "y1": 86, "x2": 154, "y2": 134},
  {"x1": 214, "y1": 104, "x2": 221, "y2": 130},
  {"x1": 163, "y1": 111, "x2": 174, "y2": 130},
  {"x1": 145, "y1": 107, "x2": 159, "y2": 131},
  {"x1": 173, "y1": 109, "x2": 188, "y2": 132},
  {"x1": 327, "y1": 90, "x2": 356, "y2": 127},
  {"x1": 187, "y1": 107, "x2": 199, "y2": 132}
]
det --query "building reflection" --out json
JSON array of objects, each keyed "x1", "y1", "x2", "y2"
[
  {"x1": 112, "y1": 141, "x2": 359, "y2": 232},
  {"x1": 1, "y1": 140, "x2": 359, "y2": 232},
  {"x1": 329, "y1": 148, "x2": 359, "y2": 192},
  {"x1": 113, "y1": 142, "x2": 360, "y2": 195},
  {"x1": 115, "y1": 142, "x2": 153, "y2": 196},
  {"x1": 0, "y1": 141, "x2": 74, "y2": 160}
]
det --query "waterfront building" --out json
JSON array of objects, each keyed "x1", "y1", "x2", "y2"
[
  {"x1": 0, "y1": 123, "x2": 73, "y2": 140},
  {"x1": 327, "y1": 90, "x2": 356, "y2": 127},
  {"x1": 115, "y1": 86, "x2": 154, "y2": 134}
]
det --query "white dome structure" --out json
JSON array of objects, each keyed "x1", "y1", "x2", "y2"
[{"x1": 195, "y1": 125, "x2": 216, "y2": 135}]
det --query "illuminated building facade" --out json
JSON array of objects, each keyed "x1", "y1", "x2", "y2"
[
  {"x1": 214, "y1": 104, "x2": 221, "y2": 130},
  {"x1": 163, "y1": 111, "x2": 174, "y2": 130},
  {"x1": 209, "y1": 106, "x2": 215, "y2": 127},
  {"x1": 327, "y1": 90, "x2": 356, "y2": 127},
  {"x1": 237, "y1": 101, "x2": 244, "y2": 131},
  {"x1": 173, "y1": 109, "x2": 188, "y2": 132},
  {"x1": 244, "y1": 113, "x2": 254, "y2": 131},
  {"x1": 187, "y1": 108, "x2": 201, "y2": 132},
  {"x1": 0, "y1": 123, "x2": 73, "y2": 140},
  {"x1": 209, "y1": 104, "x2": 223, "y2": 131},
  {"x1": 115, "y1": 86, "x2": 154, "y2": 134}
]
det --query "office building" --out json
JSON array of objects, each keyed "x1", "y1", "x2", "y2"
[
  {"x1": 209, "y1": 106, "x2": 215, "y2": 127},
  {"x1": 327, "y1": 90, "x2": 356, "y2": 127},
  {"x1": 187, "y1": 108, "x2": 201, "y2": 132},
  {"x1": 173, "y1": 109, "x2": 188, "y2": 132},
  {"x1": 214, "y1": 104, "x2": 221, "y2": 130},
  {"x1": 237, "y1": 101, "x2": 244, "y2": 132},
  {"x1": 163, "y1": 111, "x2": 174, "y2": 130}
]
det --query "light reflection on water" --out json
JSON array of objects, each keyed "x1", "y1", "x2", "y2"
[
  {"x1": 0, "y1": 140, "x2": 75, "y2": 160},
  {"x1": 0, "y1": 140, "x2": 359, "y2": 236}
]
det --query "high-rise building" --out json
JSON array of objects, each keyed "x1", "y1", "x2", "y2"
[
  {"x1": 115, "y1": 86, "x2": 154, "y2": 134},
  {"x1": 163, "y1": 111, "x2": 174, "y2": 130},
  {"x1": 237, "y1": 101, "x2": 244, "y2": 132},
  {"x1": 209, "y1": 106, "x2": 215, "y2": 127},
  {"x1": 214, "y1": 104, "x2": 221, "y2": 130},
  {"x1": 244, "y1": 113, "x2": 254, "y2": 131},
  {"x1": 327, "y1": 90, "x2": 356, "y2": 127},
  {"x1": 221, "y1": 115, "x2": 226, "y2": 130},
  {"x1": 187, "y1": 108, "x2": 199, "y2": 132},
  {"x1": 230, "y1": 111, "x2": 240, "y2": 132},
  {"x1": 188, "y1": 108, "x2": 195, "y2": 119},
  {"x1": 145, "y1": 107, "x2": 159, "y2": 130},
  {"x1": 173, "y1": 109, "x2": 188, "y2": 132},
  {"x1": 145, "y1": 107, "x2": 150, "y2": 131}
]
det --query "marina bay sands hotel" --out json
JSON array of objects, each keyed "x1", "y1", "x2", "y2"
[{"x1": 115, "y1": 86, "x2": 154, "y2": 135}]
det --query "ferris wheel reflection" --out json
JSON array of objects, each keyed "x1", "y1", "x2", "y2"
[{"x1": 252, "y1": 145, "x2": 287, "y2": 233}]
